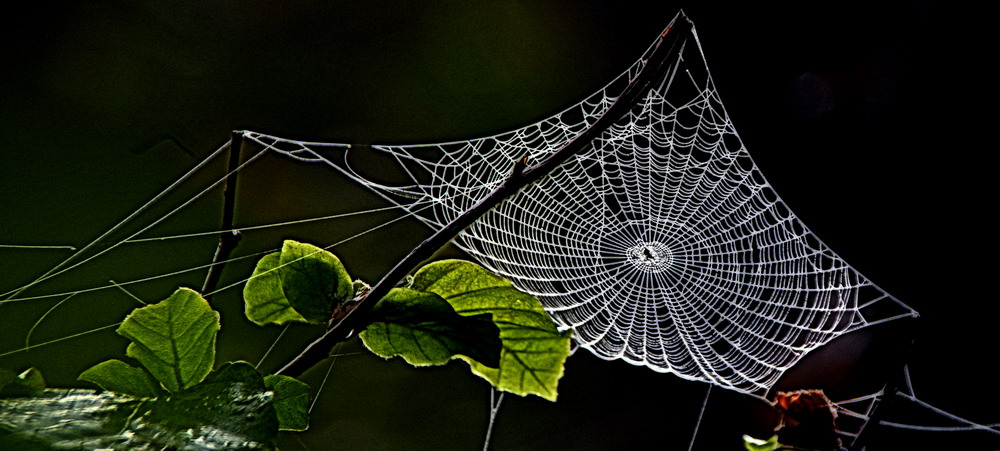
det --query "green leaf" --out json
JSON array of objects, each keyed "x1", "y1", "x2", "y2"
[
  {"x1": 411, "y1": 260, "x2": 571, "y2": 401},
  {"x1": 137, "y1": 361, "x2": 278, "y2": 447},
  {"x1": 0, "y1": 375, "x2": 280, "y2": 450},
  {"x1": 1, "y1": 389, "x2": 143, "y2": 449},
  {"x1": 243, "y1": 241, "x2": 355, "y2": 325},
  {"x1": 116, "y1": 287, "x2": 220, "y2": 393},
  {"x1": 280, "y1": 240, "x2": 354, "y2": 323},
  {"x1": 245, "y1": 252, "x2": 309, "y2": 325},
  {"x1": 3, "y1": 364, "x2": 278, "y2": 449},
  {"x1": 743, "y1": 434, "x2": 783, "y2": 451},
  {"x1": 264, "y1": 374, "x2": 311, "y2": 431},
  {"x1": 0, "y1": 367, "x2": 45, "y2": 398},
  {"x1": 360, "y1": 288, "x2": 502, "y2": 368},
  {"x1": 202, "y1": 360, "x2": 263, "y2": 385},
  {"x1": 78, "y1": 359, "x2": 166, "y2": 398}
]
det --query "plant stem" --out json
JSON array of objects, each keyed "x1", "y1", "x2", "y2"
[
  {"x1": 201, "y1": 130, "x2": 245, "y2": 295},
  {"x1": 275, "y1": 12, "x2": 693, "y2": 377},
  {"x1": 483, "y1": 389, "x2": 505, "y2": 451}
]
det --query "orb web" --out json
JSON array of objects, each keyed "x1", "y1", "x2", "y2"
[{"x1": 244, "y1": 14, "x2": 915, "y2": 394}]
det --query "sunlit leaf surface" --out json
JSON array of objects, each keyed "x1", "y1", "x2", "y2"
[
  {"x1": 411, "y1": 260, "x2": 571, "y2": 401},
  {"x1": 278, "y1": 240, "x2": 354, "y2": 324},
  {"x1": 78, "y1": 359, "x2": 165, "y2": 398},
  {"x1": 360, "y1": 287, "x2": 501, "y2": 368},
  {"x1": 117, "y1": 287, "x2": 220, "y2": 393},
  {"x1": 244, "y1": 252, "x2": 309, "y2": 325}
]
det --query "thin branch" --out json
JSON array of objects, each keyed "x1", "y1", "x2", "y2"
[
  {"x1": 275, "y1": 13, "x2": 693, "y2": 377},
  {"x1": 201, "y1": 130, "x2": 245, "y2": 295},
  {"x1": 483, "y1": 388, "x2": 506, "y2": 450}
]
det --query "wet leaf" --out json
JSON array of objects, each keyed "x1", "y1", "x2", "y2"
[
  {"x1": 264, "y1": 374, "x2": 310, "y2": 431},
  {"x1": 0, "y1": 369, "x2": 279, "y2": 451}
]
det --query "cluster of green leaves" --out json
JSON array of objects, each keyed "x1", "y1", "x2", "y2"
[
  {"x1": 1, "y1": 288, "x2": 309, "y2": 449},
  {"x1": 2, "y1": 239, "x2": 571, "y2": 449},
  {"x1": 246, "y1": 240, "x2": 572, "y2": 400}
]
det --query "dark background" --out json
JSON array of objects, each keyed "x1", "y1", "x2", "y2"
[{"x1": 1, "y1": 1, "x2": 995, "y2": 449}]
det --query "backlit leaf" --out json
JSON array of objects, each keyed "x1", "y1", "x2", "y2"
[
  {"x1": 244, "y1": 252, "x2": 309, "y2": 325},
  {"x1": 743, "y1": 434, "x2": 783, "y2": 451},
  {"x1": 277, "y1": 240, "x2": 354, "y2": 324},
  {"x1": 117, "y1": 287, "x2": 220, "y2": 393},
  {"x1": 79, "y1": 359, "x2": 166, "y2": 398},
  {"x1": 410, "y1": 260, "x2": 571, "y2": 401},
  {"x1": 360, "y1": 288, "x2": 501, "y2": 368}
]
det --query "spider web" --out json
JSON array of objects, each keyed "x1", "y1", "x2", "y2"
[
  {"x1": 242, "y1": 14, "x2": 916, "y2": 395},
  {"x1": 2, "y1": 9, "x2": 997, "y2": 449}
]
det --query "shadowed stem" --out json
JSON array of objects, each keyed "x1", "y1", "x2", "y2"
[
  {"x1": 275, "y1": 12, "x2": 693, "y2": 378},
  {"x1": 201, "y1": 131, "x2": 245, "y2": 295}
]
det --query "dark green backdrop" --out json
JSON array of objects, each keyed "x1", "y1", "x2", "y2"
[{"x1": 1, "y1": 2, "x2": 994, "y2": 449}]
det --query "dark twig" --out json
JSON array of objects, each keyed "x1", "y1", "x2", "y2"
[
  {"x1": 201, "y1": 130, "x2": 245, "y2": 295},
  {"x1": 276, "y1": 13, "x2": 693, "y2": 377}
]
